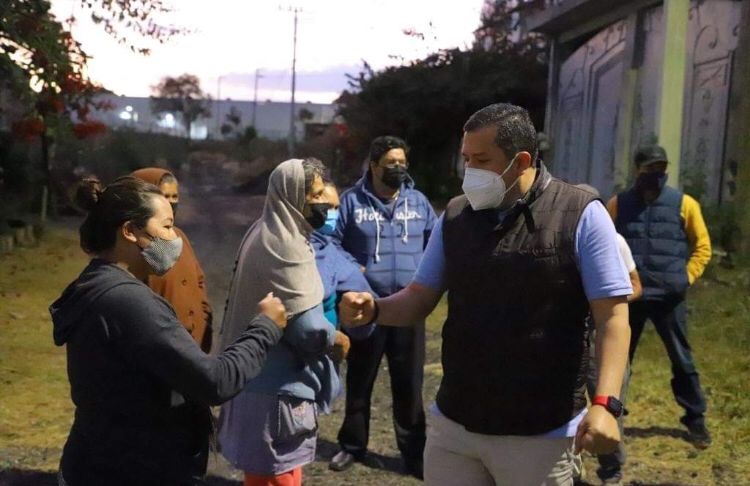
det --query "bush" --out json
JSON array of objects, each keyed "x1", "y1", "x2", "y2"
[
  {"x1": 0, "y1": 131, "x2": 44, "y2": 219},
  {"x1": 703, "y1": 202, "x2": 742, "y2": 254},
  {"x1": 54, "y1": 128, "x2": 189, "y2": 182}
]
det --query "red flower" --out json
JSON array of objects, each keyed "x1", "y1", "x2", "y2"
[
  {"x1": 72, "y1": 120, "x2": 107, "y2": 139},
  {"x1": 77, "y1": 105, "x2": 90, "y2": 120},
  {"x1": 11, "y1": 118, "x2": 46, "y2": 142},
  {"x1": 334, "y1": 122, "x2": 349, "y2": 138},
  {"x1": 52, "y1": 98, "x2": 65, "y2": 112},
  {"x1": 35, "y1": 93, "x2": 65, "y2": 115},
  {"x1": 59, "y1": 73, "x2": 88, "y2": 94}
]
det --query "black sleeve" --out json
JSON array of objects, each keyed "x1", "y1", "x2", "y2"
[{"x1": 108, "y1": 284, "x2": 282, "y2": 406}]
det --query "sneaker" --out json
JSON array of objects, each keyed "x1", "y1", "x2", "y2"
[
  {"x1": 680, "y1": 416, "x2": 712, "y2": 449},
  {"x1": 404, "y1": 457, "x2": 424, "y2": 480},
  {"x1": 597, "y1": 465, "x2": 623, "y2": 485},
  {"x1": 329, "y1": 450, "x2": 359, "y2": 471}
]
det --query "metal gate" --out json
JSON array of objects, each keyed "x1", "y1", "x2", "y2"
[
  {"x1": 551, "y1": 0, "x2": 742, "y2": 203},
  {"x1": 681, "y1": 0, "x2": 741, "y2": 202},
  {"x1": 552, "y1": 20, "x2": 627, "y2": 194}
]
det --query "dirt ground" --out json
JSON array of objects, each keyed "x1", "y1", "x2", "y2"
[{"x1": 1, "y1": 168, "x2": 749, "y2": 485}]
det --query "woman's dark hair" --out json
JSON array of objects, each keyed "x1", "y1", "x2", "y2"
[{"x1": 75, "y1": 176, "x2": 163, "y2": 254}]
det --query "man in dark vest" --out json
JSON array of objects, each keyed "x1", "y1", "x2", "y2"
[
  {"x1": 606, "y1": 145, "x2": 712, "y2": 449},
  {"x1": 339, "y1": 103, "x2": 632, "y2": 485}
]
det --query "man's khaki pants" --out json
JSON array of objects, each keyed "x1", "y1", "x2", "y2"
[{"x1": 424, "y1": 411, "x2": 575, "y2": 486}]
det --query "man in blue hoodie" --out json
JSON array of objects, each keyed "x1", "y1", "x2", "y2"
[{"x1": 329, "y1": 136, "x2": 437, "y2": 478}]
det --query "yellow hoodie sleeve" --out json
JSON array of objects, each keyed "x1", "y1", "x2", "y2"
[{"x1": 681, "y1": 195, "x2": 712, "y2": 284}]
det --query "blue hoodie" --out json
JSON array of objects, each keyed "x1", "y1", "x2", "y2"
[
  {"x1": 310, "y1": 231, "x2": 376, "y2": 337},
  {"x1": 333, "y1": 171, "x2": 437, "y2": 298}
]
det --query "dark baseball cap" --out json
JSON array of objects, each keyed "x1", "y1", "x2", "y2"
[{"x1": 634, "y1": 145, "x2": 668, "y2": 166}]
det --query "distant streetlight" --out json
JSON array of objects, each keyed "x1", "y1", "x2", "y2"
[{"x1": 119, "y1": 105, "x2": 136, "y2": 122}]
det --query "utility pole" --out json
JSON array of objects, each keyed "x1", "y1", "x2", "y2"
[
  {"x1": 281, "y1": 6, "x2": 301, "y2": 157},
  {"x1": 215, "y1": 76, "x2": 223, "y2": 138},
  {"x1": 252, "y1": 68, "x2": 263, "y2": 128}
]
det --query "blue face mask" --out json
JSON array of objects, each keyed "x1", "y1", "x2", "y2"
[{"x1": 319, "y1": 209, "x2": 339, "y2": 235}]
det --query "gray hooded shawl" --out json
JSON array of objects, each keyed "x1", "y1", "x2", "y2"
[{"x1": 220, "y1": 159, "x2": 324, "y2": 348}]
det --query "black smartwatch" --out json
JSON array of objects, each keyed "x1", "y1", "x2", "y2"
[{"x1": 592, "y1": 395, "x2": 624, "y2": 418}]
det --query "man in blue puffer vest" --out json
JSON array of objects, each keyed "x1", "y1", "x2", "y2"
[
  {"x1": 329, "y1": 136, "x2": 437, "y2": 478},
  {"x1": 607, "y1": 145, "x2": 712, "y2": 449}
]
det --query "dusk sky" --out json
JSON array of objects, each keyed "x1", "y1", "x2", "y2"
[{"x1": 50, "y1": 0, "x2": 486, "y2": 104}]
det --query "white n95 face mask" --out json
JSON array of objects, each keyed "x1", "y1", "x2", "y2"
[{"x1": 462, "y1": 158, "x2": 519, "y2": 211}]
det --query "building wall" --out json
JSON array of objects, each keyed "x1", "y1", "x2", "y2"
[
  {"x1": 87, "y1": 95, "x2": 336, "y2": 141},
  {"x1": 540, "y1": 0, "x2": 742, "y2": 203},
  {"x1": 551, "y1": 19, "x2": 628, "y2": 194},
  {"x1": 680, "y1": 0, "x2": 741, "y2": 203}
]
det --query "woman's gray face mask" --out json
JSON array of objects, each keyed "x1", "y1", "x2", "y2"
[{"x1": 140, "y1": 233, "x2": 183, "y2": 276}]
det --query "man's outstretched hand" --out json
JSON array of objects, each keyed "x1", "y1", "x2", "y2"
[{"x1": 338, "y1": 291, "x2": 376, "y2": 327}]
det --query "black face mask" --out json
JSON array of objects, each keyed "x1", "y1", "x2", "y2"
[
  {"x1": 170, "y1": 202, "x2": 179, "y2": 219},
  {"x1": 306, "y1": 203, "x2": 331, "y2": 229},
  {"x1": 381, "y1": 165, "x2": 408, "y2": 189},
  {"x1": 635, "y1": 171, "x2": 668, "y2": 193}
]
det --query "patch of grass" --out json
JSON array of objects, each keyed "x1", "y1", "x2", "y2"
[
  {"x1": 607, "y1": 264, "x2": 750, "y2": 485},
  {"x1": 0, "y1": 227, "x2": 87, "y2": 470}
]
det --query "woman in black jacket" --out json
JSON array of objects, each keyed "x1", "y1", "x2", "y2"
[{"x1": 50, "y1": 176, "x2": 287, "y2": 485}]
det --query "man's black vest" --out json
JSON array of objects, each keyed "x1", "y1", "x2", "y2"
[
  {"x1": 438, "y1": 165, "x2": 594, "y2": 435},
  {"x1": 615, "y1": 186, "x2": 688, "y2": 300}
]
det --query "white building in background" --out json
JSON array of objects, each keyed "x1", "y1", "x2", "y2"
[{"x1": 92, "y1": 94, "x2": 337, "y2": 141}]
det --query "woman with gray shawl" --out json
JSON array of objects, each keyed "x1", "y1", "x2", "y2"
[{"x1": 218, "y1": 158, "x2": 339, "y2": 486}]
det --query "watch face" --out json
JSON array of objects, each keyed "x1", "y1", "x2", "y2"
[{"x1": 607, "y1": 397, "x2": 624, "y2": 416}]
